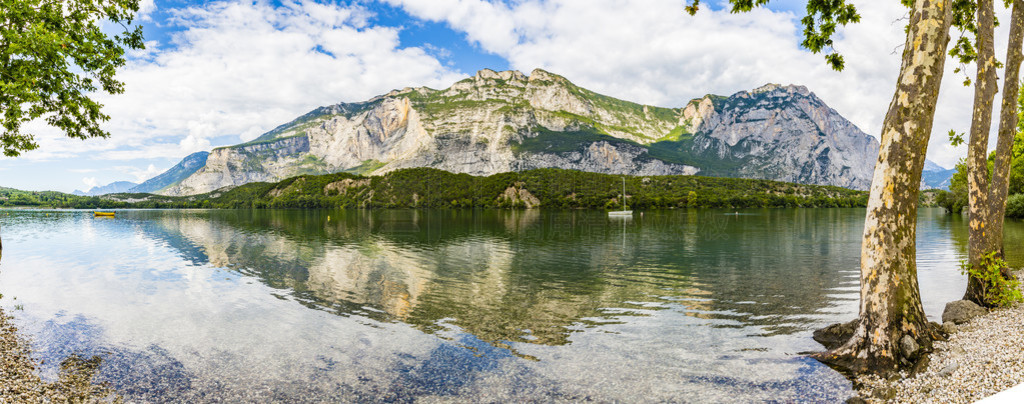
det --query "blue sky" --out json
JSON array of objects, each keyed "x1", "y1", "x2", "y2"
[{"x1": 0, "y1": 0, "x2": 1005, "y2": 193}]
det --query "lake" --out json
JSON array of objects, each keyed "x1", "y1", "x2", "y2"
[{"x1": 0, "y1": 207, "x2": 1017, "y2": 402}]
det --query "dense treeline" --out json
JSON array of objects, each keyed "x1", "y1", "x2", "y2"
[
  {"x1": 936, "y1": 153, "x2": 1024, "y2": 218},
  {"x1": 1, "y1": 168, "x2": 871, "y2": 210},
  {"x1": 0, "y1": 187, "x2": 130, "y2": 209},
  {"x1": 103, "y1": 168, "x2": 870, "y2": 210}
]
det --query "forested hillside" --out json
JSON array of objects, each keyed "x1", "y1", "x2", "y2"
[{"x1": 103, "y1": 168, "x2": 868, "y2": 210}]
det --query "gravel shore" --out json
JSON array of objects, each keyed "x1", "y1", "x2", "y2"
[
  {"x1": 855, "y1": 278, "x2": 1024, "y2": 403},
  {"x1": 0, "y1": 308, "x2": 121, "y2": 403}
]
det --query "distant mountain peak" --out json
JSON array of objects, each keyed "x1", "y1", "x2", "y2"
[
  {"x1": 924, "y1": 159, "x2": 948, "y2": 172},
  {"x1": 76, "y1": 181, "x2": 138, "y2": 196}
]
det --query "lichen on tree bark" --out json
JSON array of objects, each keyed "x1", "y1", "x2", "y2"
[
  {"x1": 963, "y1": 0, "x2": 1024, "y2": 306},
  {"x1": 812, "y1": 0, "x2": 952, "y2": 375}
]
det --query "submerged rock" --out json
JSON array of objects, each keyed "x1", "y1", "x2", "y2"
[
  {"x1": 942, "y1": 300, "x2": 987, "y2": 325},
  {"x1": 813, "y1": 319, "x2": 858, "y2": 350}
]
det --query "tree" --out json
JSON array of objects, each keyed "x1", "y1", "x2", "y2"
[
  {"x1": 819, "y1": 0, "x2": 952, "y2": 374},
  {"x1": 0, "y1": 0, "x2": 144, "y2": 157},
  {"x1": 958, "y1": 0, "x2": 1024, "y2": 306},
  {"x1": 687, "y1": 0, "x2": 953, "y2": 375}
]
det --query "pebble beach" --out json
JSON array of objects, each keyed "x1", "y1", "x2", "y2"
[{"x1": 855, "y1": 275, "x2": 1024, "y2": 403}]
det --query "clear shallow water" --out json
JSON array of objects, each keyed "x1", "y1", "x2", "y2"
[{"x1": 0, "y1": 208, "x2": 1013, "y2": 402}]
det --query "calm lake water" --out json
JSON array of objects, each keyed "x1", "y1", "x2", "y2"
[{"x1": 0, "y1": 207, "x2": 1019, "y2": 402}]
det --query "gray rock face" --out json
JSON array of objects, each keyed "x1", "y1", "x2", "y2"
[
  {"x1": 942, "y1": 300, "x2": 987, "y2": 325},
  {"x1": 165, "y1": 136, "x2": 313, "y2": 196},
  {"x1": 157, "y1": 70, "x2": 879, "y2": 196},
  {"x1": 689, "y1": 84, "x2": 879, "y2": 189}
]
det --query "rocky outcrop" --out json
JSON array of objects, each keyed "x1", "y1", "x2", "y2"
[
  {"x1": 324, "y1": 178, "x2": 371, "y2": 196},
  {"x1": 687, "y1": 84, "x2": 879, "y2": 189},
  {"x1": 500, "y1": 186, "x2": 541, "y2": 208},
  {"x1": 150, "y1": 69, "x2": 879, "y2": 195}
]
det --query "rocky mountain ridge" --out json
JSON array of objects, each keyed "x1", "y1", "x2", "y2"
[
  {"x1": 130, "y1": 151, "x2": 210, "y2": 194},
  {"x1": 151, "y1": 69, "x2": 880, "y2": 196},
  {"x1": 73, "y1": 181, "x2": 138, "y2": 196}
]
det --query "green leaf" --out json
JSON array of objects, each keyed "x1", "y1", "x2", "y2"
[
  {"x1": 949, "y1": 129, "x2": 966, "y2": 147},
  {"x1": 0, "y1": 0, "x2": 145, "y2": 157}
]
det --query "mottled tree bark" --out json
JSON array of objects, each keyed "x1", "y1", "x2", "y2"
[
  {"x1": 964, "y1": 0, "x2": 1000, "y2": 304},
  {"x1": 964, "y1": 0, "x2": 1024, "y2": 305},
  {"x1": 813, "y1": 0, "x2": 952, "y2": 375}
]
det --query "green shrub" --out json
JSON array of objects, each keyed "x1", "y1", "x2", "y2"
[
  {"x1": 961, "y1": 251, "x2": 1024, "y2": 308},
  {"x1": 1006, "y1": 194, "x2": 1024, "y2": 218}
]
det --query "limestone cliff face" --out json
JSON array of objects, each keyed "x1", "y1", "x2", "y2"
[
  {"x1": 687, "y1": 84, "x2": 879, "y2": 189},
  {"x1": 164, "y1": 136, "x2": 314, "y2": 196},
  {"x1": 157, "y1": 69, "x2": 878, "y2": 196}
]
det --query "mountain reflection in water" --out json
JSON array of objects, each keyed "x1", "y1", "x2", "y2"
[
  {"x1": 0, "y1": 208, "x2": 1000, "y2": 402},
  {"x1": 142, "y1": 209, "x2": 862, "y2": 347}
]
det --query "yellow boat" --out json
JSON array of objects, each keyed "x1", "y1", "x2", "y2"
[{"x1": 94, "y1": 211, "x2": 115, "y2": 217}]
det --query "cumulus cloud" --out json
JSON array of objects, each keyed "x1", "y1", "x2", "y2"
[
  {"x1": 385, "y1": 0, "x2": 1011, "y2": 169},
  {"x1": 112, "y1": 164, "x2": 163, "y2": 182},
  {"x1": 17, "y1": 0, "x2": 463, "y2": 163},
  {"x1": 82, "y1": 177, "x2": 99, "y2": 189},
  {"x1": 139, "y1": 0, "x2": 157, "y2": 20}
]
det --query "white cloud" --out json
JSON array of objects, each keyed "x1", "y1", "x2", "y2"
[
  {"x1": 180, "y1": 134, "x2": 212, "y2": 155},
  {"x1": 385, "y1": 0, "x2": 1012, "y2": 169},
  {"x1": 15, "y1": 0, "x2": 463, "y2": 164},
  {"x1": 113, "y1": 164, "x2": 163, "y2": 182},
  {"x1": 139, "y1": 0, "x2": 157, "y2": 20},
  {"x1": 82, "y1": 177, "x2": 99, "y2": 189}
]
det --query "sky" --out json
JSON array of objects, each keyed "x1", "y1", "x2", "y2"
[{"x1": 0, "y1": 0, "x2": 1012, "y2": 193}]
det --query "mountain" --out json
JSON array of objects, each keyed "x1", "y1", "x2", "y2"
[
  {"x1": 155, "y1": 69, "x2": 880, "y2": 196},
  {"x1": 921, "y1": 160, "x2": 955, "y2": 190},
  {"x1": 73, "y1": 181, "x2": 138, "y2": 196},
  {"x1": 129, "y1": 151, "x2": 210, "y2": 194}
]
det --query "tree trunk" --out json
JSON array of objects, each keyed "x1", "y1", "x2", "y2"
[
  {"x1": 963, "y1": 0, "x2": 1023, "y2": 306},
  {"x1": 990, "y1": 0, "x2": 1024, "y2": 249},
  {"x1": 813, "y1": 0, "x2": 952, "y2": 376}
]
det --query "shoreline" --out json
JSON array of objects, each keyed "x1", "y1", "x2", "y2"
[
  {"x1": 853, "y1": 273, "x2": 1024, "y2": 403},
  {"x1": 0, "y1": 307, "x2": 119, "y2": 402}
]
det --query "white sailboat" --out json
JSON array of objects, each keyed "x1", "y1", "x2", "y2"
[{"x1": 608, "y1": 177, "x2": 633, "y2": 217}]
